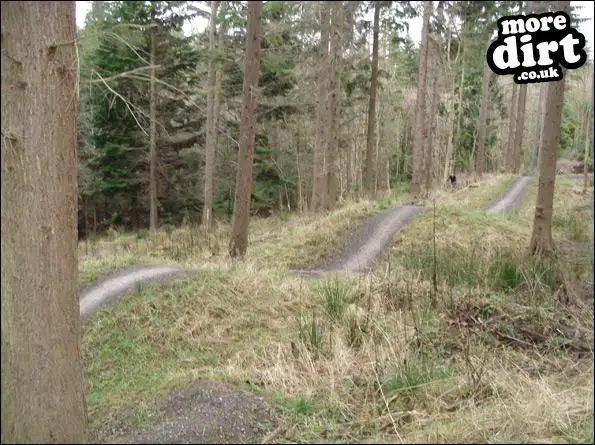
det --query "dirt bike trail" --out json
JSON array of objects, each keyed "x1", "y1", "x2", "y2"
[
  {"x1": 79, "y1": 265, "x2": 190, "y2": 318},
  {"x1": 482, "y1": 176, "x2": 531, "y2": 214},
  {"x1": 82, "y1": 175, "x2": 534, "y2": 444}
]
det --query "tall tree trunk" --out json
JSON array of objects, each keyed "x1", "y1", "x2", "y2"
[
  {"x1": 212, "y1": 1, "x2": 226, "y2": 201},
  {"x1": 385, "y1": 149, "x2": 391, "y2": 191},
  {"x1": 346, "y1": 136, "x2": 353, "y2": 197},
  {"x1": 533, "y1": 82, "x2": 546, "y2": 171},
  {"x1": 529, "y1": 78, "x2": 565, "y2": 254},
  {"x1": 229, "y1": 0, "x2": 262, "y2": 258},
  {"x1": 149, "y1": 28, "x2": 158, "y2": 232},
  {"x1": 529, "y1": 1, "x2": 570, "y2": 255},
  {"x1": 512, "y1": 1, "x2": 537, "y2": 175},
  {"x1": 575, "y1": 98, "x2": 584, "y2": 153},
  {"x1": 353, "y1": 139, "x2": 359, "y2": 198},
  {"x1": 475, "y1": 60, "x2": 491, "y2": 177},
  {"x1": 411, "y1": 1, "x2": 432, "y2": 199},
  {"x1": 93, "y1": 205, "x2": 97, "y2": 233},
  {"x1": 395, "y1": 114, "x2": 402, "y2": 179},
  {"x1": 1, "y1": 2, "x2": 88, "y2": 442},
  {"x1": 506, "y1": 82, "x2": 519, "y2": 172},
  {"x1": 272, "y1": 127, "x2": 283, "y2": 210},
  {"x1": 375, "y1": 106, "x2": 381, "y2": 194},
  {"x1": 403, "y1": 123, "x2": 410, "y2": 178},
  {"x1": 296, "y1": 130, "x2": 304, "y2": 212},
  {"x1": 574, "y1": 70, "x2": 589, "y2": 153},
  {"x1": 443, "y1": 89, "x2": 456, "y2": 183},
  {"x1": 311, "y1": 2, "x2": 331, "y2": 211},
  {"x1": 442, "y1": 17, "x2": 461, "y2": 184},
  {"x1": 383, "y1": 113, "x2": 391, "y2": 192},
  {"x1": 326, "y1": 1, "x2": 343, "y2": 210},
  {"x1": 512, "y1": 83, "x2": 528, "y2": 174},
  {"x1": 584, "y1": 118, "x2": 591, "y2": 191},
  {"x1": 364, "y1": 0, "x2": 380, "y2": 197},
  {"x1": 454, "y1": 62, "x2": 465, "y2": 163},
  {"x1": 202, "y1": 0, "x2": 219, "y2": 229},
  {"x1": 584, "y1": 69, "x2": 594, "y2": 192},
  {"x1": 356, "y1": 139, "x2": 363, "y2": 198},
  {"x1": 84, "y1": 196, "x2": 89, "y2": 240},
  {"x1": 424, "y1": 67, "x2": 438, "y2": 193}
]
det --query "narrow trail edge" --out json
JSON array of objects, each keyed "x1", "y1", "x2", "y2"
[{"x1": 79, "y1": 176, "x2": 535, "y2": 315}]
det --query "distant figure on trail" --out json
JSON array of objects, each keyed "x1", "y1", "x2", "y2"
[{"x1": 449, "y1": 174, "x2": 457, "y2": 190}]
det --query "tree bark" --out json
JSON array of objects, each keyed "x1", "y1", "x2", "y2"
[
  {"x1": 584, "y1": 117, "x2": 591, "y2": 190},
  {"x1": 211, "y1": 1, "x2": 226, "y2": 205},
  {"x1": 443, "y1": 89, "x2": 457, "y2": 182},
  {"x1": 383, "y1": 111, "x2": 391, "y2": 192},
  {"x1": 364, "y1": 0, "x2": 380, "y2": 197},
  {"x1": 529, "y1": 79, "x2": 565, "y2": 255},
  {"x1": 229, "y1": 0, "x2": 262, "y2": 258},
  {"x1": 533, "y1": 82, "x2": 546, "y2": 171},
  {"x1": 311, "y1": 2, "x2": 331, "y2": 211},
  {"x1": 506, "y1": 82, "x2": 518, "y2": 171},
  {"x1": 584, "y1": 69, "x2": 594, "y2": 192},
  {"x1": 149, "y1": 28, "x2": 158, "y2": 232},
  {"x1": 346, "y1": 135, "x2": 353, "y2": 197},
  {"x1": 202, "y1": 0, "x2": 219, "y2": 229},
  {"x1": 375, "y1": 104, "x2": 381, "y2": 194},
  {"x1": 454, "y1": 62, "x2": 465, "y2": 166},
  {"x1": 1, "y1": 2, "x2": 88, "y2": 442},
  {"x1": 395, "y1": 114, "x2": 402, "y2": 179},
  {"x1": 424, "y1": 65, "x2": 438, "y2": 193},
  {"x1": 271, "y1": 127, "x2": 282, "y2": 210},
  {"x1": 296, "y1": 130, "x2": 304, "y2": 212},
  {"x1": 475, "y1": 59, "x2": 491, "y2": 177},
  {"x1": 512, "y1": 1, "x2": 537, "y2": 175},
  {"x1": 326, "y1": 1, "x2": 343, "y2": 210},
  {"x1": 356, "y1": 138, "x2": 363, "y2": 198},
  {"x1": 411, "y1": 1, "x2": 432, "y2": 199},
  {"x1": 528, "y1": 3, "x2": 570, "y2": 256},
  {"x1": 442, "y1": 16, "x2": 461, "y2": 184},
  {"x1": 512, "y1": 83, "x2": 528, "y2": 173}
]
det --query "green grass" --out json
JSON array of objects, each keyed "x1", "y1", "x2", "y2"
[
  {"x1": 81, "y1": 175, "x2": 594, "y2": 444},
  {"x1": 82, "y1": 268, "x2": 296, "y2": 431},
  {"x1": 431, "y1": 173, "x2": 519, "y2": 209},
  {"x1": 79, "y1": 254, "x2": 147, "y2": 288},
  {"x1": 383, "y1": 175, "x2": 593, "y2": 294},
  {"x1": 315, "y1": 277, "x2": 353, "y2": 322},
  {"x1": 250, "y1": 200, "x2": 383, "y2": 270},
  {"x1": 78, "y1": 199, "x2": 392, "y2": 283}
]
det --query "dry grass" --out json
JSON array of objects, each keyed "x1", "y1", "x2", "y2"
[
  {"x1": 78, "y1": 199, "x2": 385, "y2": 275},
  {"x1": 77, "y1": 175, "x2": 515, "y2": 276},
  {"x1": 431, "y1": 173, "x2": 518, "y2": 209},
  {"x1": 81, "y1": 175, "x2": 594, "y2": 444}
]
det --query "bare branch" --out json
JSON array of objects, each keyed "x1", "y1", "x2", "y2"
[
  {"x1": 92, "y1": 71, "x2": 149, "y2": 136},
  {"x1": 104, "y1": 31, "x2": 150, "y2": 65},
  {"x1": 85, "y1": 65, "x2": 161, "y2": 84}
]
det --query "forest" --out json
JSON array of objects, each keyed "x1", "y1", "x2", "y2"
[
  {"x1": 1, "y1": 1, "x2": 594, "y2": 444},
  {"x1": 74, "y1": 1, "x2": 591, "y2": 236}
]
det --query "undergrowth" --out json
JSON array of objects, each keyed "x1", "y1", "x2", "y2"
[{"x1": 81, "y1": 175, "x2": 594, "y2": 444}]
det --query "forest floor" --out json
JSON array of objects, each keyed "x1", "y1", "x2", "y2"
[{"x1": 79, "y1": 174, "x2": 594, "y2": 444}]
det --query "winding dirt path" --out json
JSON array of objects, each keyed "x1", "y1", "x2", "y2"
[
  {"x1": 294, "y1": 176, "x2": 533, "y2": 278},
  {"x1": 79, "y1": 265, "x2": 189, "y2": 318},
  {"x1": 80, "y1": 176, "x2": 535, "y2": 316},
  {"x1": 482, "y1": 176, "x2": 531, "y2": 214},
  {"x1": 292, "y1": 205, "x2": 424, "y2": 277},
  {"x1": 82, "y1": 175, "x2": 536, "y2": 444}
]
